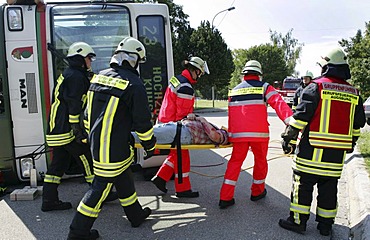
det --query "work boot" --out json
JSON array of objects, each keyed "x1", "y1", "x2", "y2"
[
  {"x1": 103, "y1": 191, "x2": 118, "y2": 203},
  {"x1": 130, "y1": 207, "x2": 152, "y2": 228},
  {"x1": 250, "y1": 189, "x2": 267, "y2": 201},
  {"x1": 151, "y1": 176, "x2": 168, "y2": 193},
  {"x1": 278, "y1": 217, "x2": 306, "y2": 234},
  {"x1": 176, "y1": 190, "x2": 199, "y2": 198},
  {"x1": 219, "y1": 198, "x2": 235, "y2": 209},
  {"x1": 41, "y1": 200, "x2": 72, "y2": 212},
  {"x1": 317, "y1": 222, "x2": 332, "y2": 236},
  {"x1": 67, "y1": 229, "x2": 99, "y2": 240}
]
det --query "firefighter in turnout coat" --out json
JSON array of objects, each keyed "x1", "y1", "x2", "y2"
[
  {"x1": 42, "y1": 42, "x2": 97, "y2": 212},
  {"x1": 68, "y1": 37, "x2": 156, "y2": 239},
  {"x1": 219, "y1": 60, "x2": 293, "y2": 209},
  {"x1": 151, "y1": 56, "x2": 210, "y2": 198},
  {"x1": 278, "y1": 48, "x2": 366, "y2": 236},
  {"x1": 292, "y1": 70, "x2": 314, "y2": 112}
]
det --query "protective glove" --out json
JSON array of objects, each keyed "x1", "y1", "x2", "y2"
[
  {"x1": 281, "y1": 125, "x2": 299, "y2": 155},
  {"x1": 141, "y1": 136, "x2": 156, "y2": 160},
  {"x1": 71, "y1": 123, "x2": 88, "y2": 144},
  {"x1": 346, "y1": 136, "x2": 359, "y2": 153}
]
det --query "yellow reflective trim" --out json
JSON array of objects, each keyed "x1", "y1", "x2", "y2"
[
  {"x1": 289, "y1": 118, "x2": 307, "y2": 130},
  {"x1": 119, "y1": 192, "x2": 138, "y2": 207},
  {"x1": 169, "y1": 76, "x2": 180, "y2": 88},
  {"x1": 353, "y1": 128, "x2": 360, "y2": 137},
  {"x1": 295, "y1": 157, "x2": 343, "y2": 169},
  {"x1": 77, "y1": 202, "x2": 100, "y2": 218},
  {"x1": 46, "y1": 131, "x2": 74, "y2": 140},
  {"x1": 321, "y1": 90, "x2": 359, "y2": 104},
  {"x1": 309, "y1": 139, "x2": 352, "y2": 149},
  {"x1": 44, "y1": 174, "x2": 61, "y2": 184},
  {"x1": 69, "y1": 114, "x2": 80, "y2": 123},
  {"x1": 100, "y1": 97, "x2": 119, "y2": 163},
  {"x1": 319, "y1": 98, "x2": 331, "y2": 132},
  {"x1": 49, "y1": 74, "x2": 64, "y2": 131},
  {"x1": 228, "y1": 87, "x2": 263, "y2": 96},
  {"x1": 309, "y1": 132, "x2": 352, "y2": 141},
  {"x1": 79, "y1": 154, "x2": 92, "y2": 177},
  {"x1": 91, "y1": 75, "x2": 129, "y2": 91},
  {"x1": 293, "y1": 163, "x2": 342, "y2": 177},
  {"x1": 85, "y1": 175, "x2": 94, "y2": 184},
  {"x1": 136, "y1": 128, "x2": 154, "y2": 141},
  {"x1": 46, "y1": 137, "x2": 75, "y2": 146},
  {"x1": 290, "y1": 203, "x2": 310, "y2": 214},
  {"x1": 87, "y1": 91, "x2": 94, "y2": 132},
  {"x1": 317, "y1": 206, "x2": 337, "y2": 218}
]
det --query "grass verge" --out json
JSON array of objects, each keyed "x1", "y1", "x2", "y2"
[
  {"x1": 357, "y1": 130, "x2": 370, "y2": 174},
  {"x1": 194, "y1": 99, "x2": 228, "y2": 109}
]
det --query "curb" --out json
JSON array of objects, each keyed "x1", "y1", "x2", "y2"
[{"x1": 345, "y1": 149, "x2": 370, "y2": 240}]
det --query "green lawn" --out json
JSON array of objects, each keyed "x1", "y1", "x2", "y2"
[
  {"x1": 357, "y1": 130, "x2": 370, "y2": 174},
  {"x1": 194, "y1": 99, "x2": 228, "y2": 109}
]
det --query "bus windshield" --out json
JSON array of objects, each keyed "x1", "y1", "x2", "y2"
[{"x1": 51, "y1": 4, "x2": 131, "y2": 75}]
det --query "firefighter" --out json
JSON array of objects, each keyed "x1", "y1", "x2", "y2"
[
  {"x1": 42, "y1": 42, "x2": 99, "y2": 212},
  {"x1": 279, "y1": 48, "x2": 366, "y2": 236},
  {"x1": 219, "y1": 60, "x2": 293, "y2": 209},
  {"x1": 151, "y1": 56, "x2": 210, "y2": 198},
  {"x1": 292, "y1": 70, "x2": 314, "y2": 112},
  {"x1": 67, "y1": 37, "x2": 156, "y2": 239}
]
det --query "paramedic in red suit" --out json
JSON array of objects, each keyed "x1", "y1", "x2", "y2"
[
  {"x1": 219, "y1": 60, "x2": 293, "y2": 209},
  {"x1": 151, "y1": 56, "x2": 209, "y2": 198}
]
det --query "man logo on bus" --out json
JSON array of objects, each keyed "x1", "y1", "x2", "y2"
[
  {"x1": 11, "y1": 46, "x2": 34, "y2": 62},
  {"x1": 19, "y1": 79, "x2": 27, "y2": 108}
]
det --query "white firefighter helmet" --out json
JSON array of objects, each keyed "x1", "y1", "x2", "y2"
[
  {"x1": 242, "y1": 60, "x2": 262, "y2": 75},
  {"x1": 115, "y1": 37, "x2": 146, "y2": 63},
  {"x1": 318, "y1": 47, "x2": 348, "y2": 67},
  {"x1": 67, "y1": 42, "x2": 96, "y2": 58},
  {"x1": 302, "y1": 70, "x2": 314, "y2": 79},
  {"x1": 188, "y1": 56, "x2": 210, "y2": 75}
]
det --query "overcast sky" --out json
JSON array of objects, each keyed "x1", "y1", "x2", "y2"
[{"x1": 173, "y1": 0, "x2": 370, "y2": 77}]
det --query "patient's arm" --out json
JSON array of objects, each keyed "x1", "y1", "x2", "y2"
[{"x1": 196, "y1": 116, "x2": 222, "y2": 143}]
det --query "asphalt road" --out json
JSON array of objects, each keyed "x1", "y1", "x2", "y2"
[{"x1": 0, "y1": 108, "x2": 351, "y2": 240}]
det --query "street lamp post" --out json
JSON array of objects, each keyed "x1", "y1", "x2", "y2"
[
  {"x1": 211, "y1": 6, "x2": 236, "y2": 29},
  {"x1": 210, "y1": 6, "x2": 235, "y2": 107}
]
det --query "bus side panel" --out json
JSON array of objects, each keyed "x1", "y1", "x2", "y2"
[
  {"x1": 0, "y1": 6, "x2": 18, "y2": 185},
  {"x1": 5, "y1": 5, "x2": 47, "y2": 181}
]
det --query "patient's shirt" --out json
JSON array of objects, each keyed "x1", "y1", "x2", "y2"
[{"x1": 182, "y1": 120, "x2": 213, "y2": 144}]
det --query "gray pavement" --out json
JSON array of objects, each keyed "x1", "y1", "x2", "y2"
[{"x1": 0, "y1": 109, "x2": 369, "y2": 240}]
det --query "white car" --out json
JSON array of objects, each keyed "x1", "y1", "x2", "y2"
[{"x1": 364, "y1": 96, "x2": 370, "y2": 125}]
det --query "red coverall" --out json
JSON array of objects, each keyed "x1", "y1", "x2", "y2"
[
  {"x1": 155, "y1": 69, "x2": 196, "y2": 192},
  {"x1": 220, "y1": 75, "x2": 292, "y2": 201}
]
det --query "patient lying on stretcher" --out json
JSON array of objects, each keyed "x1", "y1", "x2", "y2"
[{"x1": 132, "y1": 115, "x2": 229, "y2": 145}]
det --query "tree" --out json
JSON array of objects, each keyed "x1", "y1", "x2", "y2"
[
  {"x1": 189, "y1": 21, "x2": 234, "y2": 99},
  {"x1": 230, "y1": 44, "x2": 288, "y2": 89},
  {"x1": 339, "y1": 22, "x2": 370, "y2": 98},
  {"x1": 269, "y1": 28, "x2": 303, "y2": 76}
]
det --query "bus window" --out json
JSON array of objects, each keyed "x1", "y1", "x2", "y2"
[
  {"x1": 137, "y1": 15, "x2": 168, "y2": 121},
  {"x1": 51, "y1": 4, "x2": 131, "y2": 77}
]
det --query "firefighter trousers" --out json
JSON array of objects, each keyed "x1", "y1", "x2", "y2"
[
  {"x1": 220, "y1": 141, "x2": 268, "y2": 201},
  {"x1": 289, "y1": 171, "x2": 338, "y2": 226},
  {"x1": 69, "y1": 168, "x2": 146, "y2": 235},
  {"x1": 155, "y1": 149, "x2": 191, "y2": 192},
  {"x1": 43, "y1": 141, "x2": 94, "y2": 202}
]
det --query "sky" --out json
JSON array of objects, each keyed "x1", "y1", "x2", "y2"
[{"x1": 173, "y1": 0, "x2": 370, "y2": 77}]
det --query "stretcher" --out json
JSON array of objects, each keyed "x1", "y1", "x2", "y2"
[{"x1": 134, "y1": 143, "x2": 233, "y2": 150}]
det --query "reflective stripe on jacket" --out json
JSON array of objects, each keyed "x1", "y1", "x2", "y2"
[
  {"x1": 46, "y1": 66, "x2": 90, "y2": 146},
  {"x1": 158, "y1": 70, "x2": 195, "y2": 123},
  {"x1": 88, "y1": 67, "x2": 155, "y2": 178},
  {"x1": 228, "y1": 75, "x2": 292, "y2": 142},
  {"x1": 290, "y1": 75, "x2": 366, "y2": 177}
]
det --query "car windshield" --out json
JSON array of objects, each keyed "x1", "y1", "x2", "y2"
[{"x1": 283, "y1": 81, "x2": 301, "y2": 90}]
